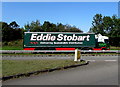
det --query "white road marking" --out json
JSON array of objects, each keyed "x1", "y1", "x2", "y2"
[
  {"x1": 86, "y1": 60, "x2": 117, "y2": 62},
  {"x1": 87, "y1": 60, "x2": 96, "y2": 62},
  {"x1": 104, "y1": 60, "x2": 117, "y2": 62}
]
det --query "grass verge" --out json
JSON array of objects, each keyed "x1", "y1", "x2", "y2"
[
  {"x1": 2, "y1": 39, "x2": 23, "y2": 50},
  {"x1": 110, "y1": 46, "x2": 120, "y2": 50},
  {"x1": 2, "y1": 46, "x2": 23, "y2": 50},
  {"x1": 2, "y1": 59, "x2": 85, "y2": 77}
]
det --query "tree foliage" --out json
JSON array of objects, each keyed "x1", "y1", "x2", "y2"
[
  {"x1": 91, "y1": 14, "x2": 105, "y2": 35},
  {"x1": 90, "y1": 14, "x2": 120, "y2": 46},
  {"x1": 1, "y1": 15, "x2": 120, "y2": 47},
  {"x1": 1, "y1": 21, "x2": 24, "y2": 41},
  {"x1": 9, "y1": 21, "x2": 19, "y2": 29},
  {"x1": 24, "y1": 20, "x2": 83, "y2": 32},
  {"x1": 24, "y1": 20, "x2": 42, "y2": 32},
  {"x1": 90, "y1": 14, "x2": 120, "y2": 37},
  {"x1": 2, "y1": 20, "x2": 82, "y2": 42}
]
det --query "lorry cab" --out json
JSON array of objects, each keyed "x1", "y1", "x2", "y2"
[{"x1": 95, "y1": 34, "x2": 110, "y2": 50}]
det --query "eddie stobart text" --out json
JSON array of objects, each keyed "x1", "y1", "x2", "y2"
[{"x1": 30, "y1": 34, "x2": 90, "y2": 42}]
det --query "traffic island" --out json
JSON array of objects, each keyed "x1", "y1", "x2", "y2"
[{"x1": 2, "y1": 60, "x2": 89, "y2": 81}]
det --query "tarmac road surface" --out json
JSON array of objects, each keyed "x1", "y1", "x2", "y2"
[{"x1": 2, "y1": 55, "x2": 118, "y2": 61}]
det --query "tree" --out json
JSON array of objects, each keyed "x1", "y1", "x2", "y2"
[
  {"x1": 69, "y1": 27, "x2": 83, "y2": 32},
  {"x1": 64, "y1": 24, "x2": 83, "y2": 32},
  {"x1": 9, "y1": 21, "x2": 19, "y2": 29},
  {"x1": 102, "y1": 16, "x2": 113, "y2": 36},
  {"x1": 24, "y1": 23, "x2": 30, "y2": 32},
  {"x1": 90, "y1": 14, "x2": 105, "y2": 35},
  {"x1": 50, "y1": 23, "x2": 57, "y2": 32},
  {"x1": 42, "y1": 21, "x2": 51, "y2": 32},
  {"x1": 1, "y1": 22, "x2": 13, "y2": 41},
  {"x1": 2, "y1": 21, "x2": 23, "y2": 41},
  {"x1": 56, "y1": 23, "x2": 65, "y2": 32},
  {"x1": 56, "y1": 23, "x2": 82, "y2": 32},
  {"x1": 24, "y1": 20, "x2": 42, "y2": 32},
  {"x1": 111, "y1": 15, "x2": 120, "y2": 37},
  {"x1": 42, "y1": 21, "x2": 58, "y2": 32},
  {"x1": 89, "y1": 14, "x2": 120, "y2": 46}
]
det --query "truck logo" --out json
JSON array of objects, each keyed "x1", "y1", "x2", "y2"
[{"x1": 30, "y1": 34, "x2": 90, "y2": 41}]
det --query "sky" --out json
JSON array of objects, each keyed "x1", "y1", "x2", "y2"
[{"x1": 2, "y1": 2, "x2": 118, "y2": 32}]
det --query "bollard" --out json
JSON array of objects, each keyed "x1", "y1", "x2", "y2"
[{"x1": 74, "y1": 49, "x2": 81, "y2": 61}]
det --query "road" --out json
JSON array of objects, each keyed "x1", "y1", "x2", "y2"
[
  {"x1": 2, "y1": 54, "x2": 118, "y2": 61},
  {"x1": 3, "y1": 55, "x2": 118, "y2": 85}
]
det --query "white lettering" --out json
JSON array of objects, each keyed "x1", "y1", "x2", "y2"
[
  {"x1": 30, "y1": 34, "x2": 37, "y2": 40},
  {"x1": 57, "y1": 34, "x2": 63, "y2": 41},
  {"x1": 37, "y1": 34, "x2": 43, "y2": 41},
  {"x1": 43, "y1": 34, "x2": 49, "y2": 41},
  {"x1": 72, "y1": 34, "x2": 77, "y2": 41},
  {"x1": 51, "y1": 36, "x2": 56, "y2": 41},
  {"x1": 86, "y1": 35, "x2": 90, "y2": 41},
  {"x1": 82, "y1": 36, "x2": 87, "y2": 41},
  {"x1": 67, "y1": 36, "x2": 72, "y2": 41},
  {"x1": 78, "y1": 36, "x2": 83, "y2": 41},
  {"x1": 30, "y1": 33, "x2": 91, "y2": 42},
  {"x1": 64, "y1": 35, "x2": 67, "y2": 41}
]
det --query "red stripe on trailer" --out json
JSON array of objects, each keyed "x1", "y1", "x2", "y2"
[
  {"x1": 24, "y1": 48, "x2": 35, "y2": 50},
  {"x1": 101, "y1": 47, "x2": 106, "y2": 49},
  {"x1": 93, "y1": 47, "x2": 108, "y2": 50},
  {"x1": 93, "y1": 48, "x2": 101, "y2": 50},
  {"x1": 56, "y1": 48, "x2": 75, "y2": 50}
]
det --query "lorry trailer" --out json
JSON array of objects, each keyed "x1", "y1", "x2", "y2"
[{"x1": 23, "y1": 32, "x2": 110, "y2": 50}]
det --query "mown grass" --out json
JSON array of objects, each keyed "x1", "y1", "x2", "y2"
[
  {"x1": 2, "y1": 59, "x2": 85, "y2": 77},
  {"x1": 110, "y1": 46, "x2": 120, "y2": 50},
  {"x1": 2, "y1": 46, "x2": 23, "y2": 50}
]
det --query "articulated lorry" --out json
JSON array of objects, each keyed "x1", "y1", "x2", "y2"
[{"x1": 23, "y1": 32, "x2": 110, "y2": 50}]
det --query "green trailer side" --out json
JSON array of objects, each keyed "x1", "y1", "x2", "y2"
[{"x1": 24, "y1": 32, "x2": 96, "y2": 50}]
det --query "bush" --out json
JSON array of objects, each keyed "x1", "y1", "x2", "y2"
[
  {"x1": 109, "y1": 37, "x2": 120, "y2": 47},
  {"x1": 8, "y1": 42, "x2": 13, "y2": 46},
  {"x1": 2, "y1": 39, "x2": 23, "y2": 46},
  {"x1": 3, "y1": 42, "x2": 8, "y2": 46}
]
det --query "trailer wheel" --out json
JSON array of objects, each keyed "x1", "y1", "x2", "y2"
[
  {"x1": 102, "y1": 48, "x2": 106, "y2": 51},
  {"x1": 88, "y1": 48, "x2": 93, "y2": 51}
]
